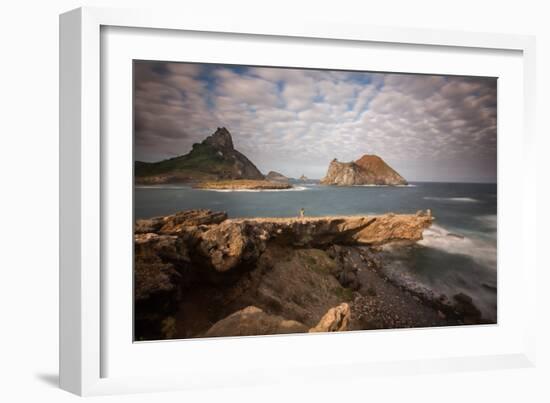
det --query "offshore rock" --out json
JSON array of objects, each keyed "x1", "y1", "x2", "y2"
[
  {"x1": 321, "y1": 155, "x2": 407, "y2": 186},
  {"x1": 265, "y1": 171, "x2": 290, "y2": 182}
]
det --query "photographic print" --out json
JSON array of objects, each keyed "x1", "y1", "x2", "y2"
[{"x1": 133, "y1": 61, "x2": 497, "y2": 341}]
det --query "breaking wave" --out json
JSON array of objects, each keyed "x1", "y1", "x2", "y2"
[
  {"x1": 418, "y1": 224, "x2": 496, "y2": 269},
  {"x1": 424, "y1": 196, "x2": 480, "y2": 203},
  {"x1": 475, "y1": 214, "x2": 497, "y2": 230}
]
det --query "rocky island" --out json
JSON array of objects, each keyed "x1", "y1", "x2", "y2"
[
  {"x1": 134, "y1": 209, "x2": 486, "y2": 340},
  {"x1": 265, "y1": 171, "x2": 290, "y2": 182},
  {"x1": 135, "y1": 127, "x2": 292, "y2": 190},
  {"x1": 321, "y1": 155, "x2": 408, "y2": 186}
]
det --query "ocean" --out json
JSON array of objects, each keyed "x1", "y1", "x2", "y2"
[{"x1": 135, "y1": 181, "x2": 497, "y2": 322}]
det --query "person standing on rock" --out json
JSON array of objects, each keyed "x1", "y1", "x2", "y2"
[{"x1": 299, "y1": 208, "x2": 305, "y2": 218}]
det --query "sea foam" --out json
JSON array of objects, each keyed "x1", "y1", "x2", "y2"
[
  {"x1": 423, "y1": 196, "x2": 480, "y2": 203},
  {"x1": 418, "y1": 224, "x2": 496, "y2": 269}
]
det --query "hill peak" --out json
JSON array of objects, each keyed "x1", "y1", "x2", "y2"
[
  {"x1": 203, "y1": 127, "x2": 234, "y2": 151},
  {"x1": 135, "y1": 127, "x2": 264, "y2": 183}
]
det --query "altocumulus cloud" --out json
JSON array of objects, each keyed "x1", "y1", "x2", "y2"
[{"x1": 134, "y1": 61, "x2": 496, "y2": 182}]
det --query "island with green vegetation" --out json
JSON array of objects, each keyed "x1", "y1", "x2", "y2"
[{"x1": 135, "y1": 127, "x2": 292, "y2": 190}]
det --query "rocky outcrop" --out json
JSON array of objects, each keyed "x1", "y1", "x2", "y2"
[
  {"x1": 134, "y1": 209, "x2": 434, "y2": 339},
  {"x1": 135, "y1": 127, "x2": 264, "y2": 184},
  {"x1": 204, "y1": 306, "x2": 308, "y2": 337},
  {"x1": 309, "y1": 303, "x2": 351, "y2": 332},
  {"x1": 133, "y1": 209, "x2": 493, "y2": 340},
  {"x1": 320, "y1": 155, "x2": 407, "y2": 186},
  {"x1": 265, "y1": 171, "x2": 290, "y2": 182},
  {"x1": 204, "y1": 302, "x2": 352, "y2": 338},
  {"x1": 227, "y1": 246, "x2": 349, "y2": 327},
  {"x1": 136, "y1": 210, "x2": 433, "y2": 274}
]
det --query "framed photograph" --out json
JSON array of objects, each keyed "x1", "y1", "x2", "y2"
[{"x1": 60, "y1": 7, "x2": 537, "y2": 396}]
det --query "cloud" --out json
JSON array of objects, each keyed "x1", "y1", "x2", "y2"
[{"x1": 134, "y1": 61, "x2": 496, "y2": 182}]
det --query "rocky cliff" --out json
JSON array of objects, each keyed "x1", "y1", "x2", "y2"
[
  {"x1": 320, "y1": 155, "x2": 407, "y2": 186},
  {"x1": 135, "y1": 127, "x2": 264, "y2": 184},
  {"x1": 134, "y1": 209, "x2": 437, "y2": 340}
]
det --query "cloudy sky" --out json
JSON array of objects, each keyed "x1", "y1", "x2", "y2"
[{"x1": 134, "y1": 61, "x2": 497, "y2": 182}]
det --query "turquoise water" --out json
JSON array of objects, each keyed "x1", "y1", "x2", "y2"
[{"x1": 135, "y1": 181, "x2": 497, "y2": 321}]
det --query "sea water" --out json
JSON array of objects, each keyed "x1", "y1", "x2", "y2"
[{"x1": 135, "y1": 181, "x2": 497, "y2": 321}]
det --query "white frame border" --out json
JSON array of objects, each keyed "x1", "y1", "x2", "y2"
[{"x1": 59, "y1": 6, "x2": 537, "y2": 396}]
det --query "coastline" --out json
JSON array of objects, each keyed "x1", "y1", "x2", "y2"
[
  {"x1": 194, "y1": 179, "x2": 293, "y2": 190},
  {"x1": 134, "y1": 209, "x2": 491, "y2": 341}
]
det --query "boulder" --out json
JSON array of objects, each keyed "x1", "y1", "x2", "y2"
[
  {"x1": 309, "y1": 303, "x2": 351, "y2": 332},
  {"x1": 204, "y1": 306, "x2": 308, "y2": 337}
]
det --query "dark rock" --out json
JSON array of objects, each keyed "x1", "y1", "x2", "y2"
[
  {"x1": 453, "y1": 292, "x2": 482, "y2": 324},
  {"x1": 265, "y1": 171, "x2": 290, "y2": 182}
]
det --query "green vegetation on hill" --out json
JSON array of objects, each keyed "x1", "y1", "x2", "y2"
[
  {"x1": 135, "y1": 143, "x2": 232, "y2": 177},
  {"x1": 135, "y1": 127, "x2": 264, "y2": 183}
]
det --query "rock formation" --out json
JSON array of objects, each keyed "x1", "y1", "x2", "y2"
[
  {"x1": 204, "y1": 306, "x2": 308, "y2": 337},
  {"x1": 205, "y1": 303, "x2": 352, "y2": 338},
  {"x1": 320, "y1": 155, "x2": 407, "y2": 186},
  {"x1": 309, "y1": 303, "x2": 351, "y2": 333},
  {"x1": 135, "y1": 127, "x2": 264, "y2": 184},
  {"x1": 265, "y1": 171, "x2": 290, "y2": 182},
  {"x1": 136, "y1": 210, "x2": 433, "y2": 273},
  {"x1": 134, "y1": 209, "x2": 434, "y2": 340}
]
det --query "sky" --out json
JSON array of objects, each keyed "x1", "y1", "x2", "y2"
[{"x1": 134, "y1": 61, "x2": 497, "y2": 182}]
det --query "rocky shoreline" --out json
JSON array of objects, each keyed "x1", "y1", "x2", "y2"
[
  {"x1": 193, "y1": 179, "x2": 293, "y2": 190},
  {"x1": 134, "y1": 209, "x2": 488, "y2": 340}
]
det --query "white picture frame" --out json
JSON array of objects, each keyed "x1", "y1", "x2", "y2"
[{"x1": 59, "y1": 6, "x2": 537, "y2": 396}]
